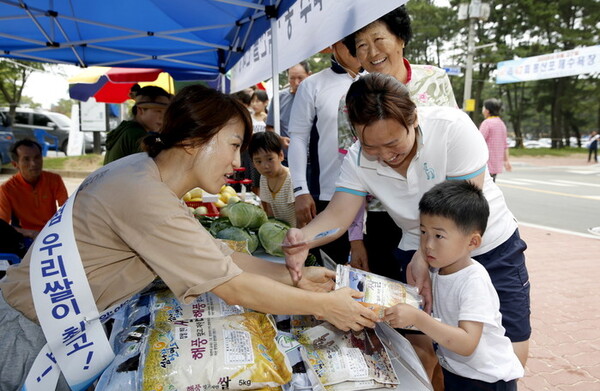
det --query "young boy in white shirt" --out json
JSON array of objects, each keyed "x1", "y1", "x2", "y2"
[{"x1": 383, "y1": 180, "x2": 524, "y2": 390}]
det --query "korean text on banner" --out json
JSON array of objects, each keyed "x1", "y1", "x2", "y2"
[{"x1": 496, "y1": 45, "x2": 600, "y2": 84}]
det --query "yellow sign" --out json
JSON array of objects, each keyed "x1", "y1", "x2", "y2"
[{"x1": 465, "y1": 99, "x2": 476, "y2": 112}]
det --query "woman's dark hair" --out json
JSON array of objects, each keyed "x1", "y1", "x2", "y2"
[
  {"x1": 346, "y1": 72, "x2": 417, "y2": 136},
  {"x1": 142, "y1": 85, "x2": 253, "y2": 158},
  {"x1": 343, "y1": 5, "x2": 413, "y2": 57},
  {"x1": 251, "y1": 89, "x2": 269, "y2": 103},
  {"x1": 483, "y1": 98, "x2": 503, "y2": 116},
  {"x1": 419, "y1": 180, "x2": 489, "y2": 236},
  {"x1": 248, "y1": 131, "x2": 283, "y2": 158}
]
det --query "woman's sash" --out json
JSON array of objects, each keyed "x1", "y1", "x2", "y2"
[{"x1": 24, "y1": 192, "x2": 116, "y2": 391}]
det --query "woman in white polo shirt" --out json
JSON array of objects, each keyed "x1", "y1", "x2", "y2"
[{"x1": 284, "y1": 73, "x2": 530, "y2": 366}]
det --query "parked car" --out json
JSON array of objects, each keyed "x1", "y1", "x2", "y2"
[
  {"x1": 0, "y1": 107, "x2": 105, "y2": 154},
  {"x1": 0, "y1": 112, "x2": 15, "y2": 164}
]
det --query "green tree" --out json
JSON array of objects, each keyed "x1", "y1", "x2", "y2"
[
  {"x1": 0, "y1": 59, "x2": 44, "y2": 120},
  {"x1": 51, "y1": 98, "x2": 74, "y2": 116},
  {"x1": 442, "y1": 0, "x2": 600, "y2": 148},
  {"x1": 406, "y1": 0, "x2": 460, "y2": 67}
]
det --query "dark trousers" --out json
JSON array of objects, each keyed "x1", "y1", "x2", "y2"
[
  {"x1": 588, "y1": 146, "x2": 598, "y2": 162},
  {"x1": 0, "y1": 220, "x2": 28, "y2": 258},
  {"x1": 443, "y1": 368, "x2": 517, "y2": 391},
  {"x1": 364, "y1": 210, "x2": 403, "y2": 280}
]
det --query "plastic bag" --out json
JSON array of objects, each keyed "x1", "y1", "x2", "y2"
[
  {"x1": 335, "y1": 265, "x2": 423, "y2": 319},
  {"x1": 297, "y1": 323, "x2": 399, "y2": 390}
]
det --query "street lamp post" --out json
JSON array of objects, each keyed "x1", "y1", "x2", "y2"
[{"x1": 458, "y1": 0, "x2": 490, "y2": 112}]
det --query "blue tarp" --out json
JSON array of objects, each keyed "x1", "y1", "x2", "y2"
[{"x1": 0, "y1": 0, "x2": 294, "y2": 81}]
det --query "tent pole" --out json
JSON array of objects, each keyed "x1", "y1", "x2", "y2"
[{"x1": 269, "y1": 14, "x2": 280, "y2": 136}]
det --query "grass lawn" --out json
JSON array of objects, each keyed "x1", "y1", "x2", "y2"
[
  {"x1": 509, "y1": 146, "x2": 588, "y2": 158},
  {"x1": 2, "y1": 153, "x2": 104, "y2": 172},
  {"x1": 2, "y1": 147, "x2": 590, "y2": 172}
]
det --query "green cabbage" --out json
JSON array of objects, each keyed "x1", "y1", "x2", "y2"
[
  {"x1": 215, "y1": 227, "x2": 259, "y2": 253},
  {"x1": 258, "y1": 222, "x2": 289, "y2": 257},
  {"x1": 227, "y1": 202, "x2": 268, "y2": 230},
  {"x1": 267, "y1": 217, "x2": 291, "y2": 229},
  {"x1": 209, "y1": 217, "x2": 233, "y2": 236}
]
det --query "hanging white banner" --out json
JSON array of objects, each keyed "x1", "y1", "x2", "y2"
[
  {"x1": 496, "y1": 45, "x2": 600, "y2": 84},
  {"x1": 230, "y1": 0, "x2": 407, "y2": 92}
]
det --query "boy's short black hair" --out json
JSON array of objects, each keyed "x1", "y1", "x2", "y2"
[
  {"x1": 419, "y1": 180, "x2": 489, "y2": 236},
  {"x1": 10, "y1": 139, "x2": 42, "y2": 162},
  {"x1": 248, "y1": 131, "x2": 283, "y2": 158}
]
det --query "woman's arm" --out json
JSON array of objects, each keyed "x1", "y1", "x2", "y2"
[
  {"x1": 211, "y1": 270, "x2": 379, "y2": 331},
  {"x1": 284, "y1": 191, "x2": 364, "y2": 282},
  {"x1": 504, "y1": 147, "x2": 512, "y2": 172}
]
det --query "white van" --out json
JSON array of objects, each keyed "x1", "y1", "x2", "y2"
[{"x1": 0, "y1": 107, "x2": 105, "y2": 154}]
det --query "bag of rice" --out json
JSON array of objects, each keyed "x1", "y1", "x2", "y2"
[
  {"x1": 335, "y1": 265, "x2": 423, "y2": 319},
  {"x1": 298, "y1": 323, "x2": 399, "y2": 390},
  {"x1": 276, "y1": 331, "x2": 325, "y2": 391},
  {"x1": 151, "y1": 289, "x2": 245, "y2": 324},
  {"x1": 142, "y1": 312, "x2": 292, "y2": 390}
]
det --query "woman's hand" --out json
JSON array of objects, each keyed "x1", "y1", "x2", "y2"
[
  {"x1": 297, "y1": 267, "x2": 336, "y2": 292},
  {"x1": 349, "y1": 240, "x2": 369, "y2": 271},
  {"x1": 283, "y1": 228, "x2": 309, "y2": 284},
  {"x1": 406, "y1": 250, "x2": 433, "y2": 314},
  {"x1": 321, "y1": 288, "x2": 379, "y2": 332}
]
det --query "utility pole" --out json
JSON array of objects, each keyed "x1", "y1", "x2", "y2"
[{"x1": 458, "y1": 0, "x2": 490, "y2": 112}]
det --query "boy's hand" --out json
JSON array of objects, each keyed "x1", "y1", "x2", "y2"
[{"x1": 383, "y1": 303, "x2": 420, "y2": 329}]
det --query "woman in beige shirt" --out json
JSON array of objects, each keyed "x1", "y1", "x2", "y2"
[{"x1": 0, "y1": 85, "x2": 377, "y2": 390}]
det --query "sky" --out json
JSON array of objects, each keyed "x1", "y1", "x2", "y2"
[{"x1": 22, "y1": 64, "x2": 81, "y2": 109}]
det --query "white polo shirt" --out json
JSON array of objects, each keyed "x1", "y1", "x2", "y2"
[{"x1": 336, "y1": 106, "x2": 517, "y2": 255}]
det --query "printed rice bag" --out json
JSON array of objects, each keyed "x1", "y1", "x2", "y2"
[
  {"x1": 151, "y1": 289, "x2": 245, "y2": 324},
  {"x1": 335, "y1": 265, "x2": 423, "y2": 319},
  {"x1": 277, "y1": 332, "x2": 325, "y2": 391},
  {"x1": 142, "y1": 312, "x2": 292, "y2": 390},
  {"x1": 298, "y1": 323, "x2": 399, "y2": 390}
]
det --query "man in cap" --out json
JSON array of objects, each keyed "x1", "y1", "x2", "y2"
[{"x1": 104, "y1": 86, "x2": 172, "y2": 165}]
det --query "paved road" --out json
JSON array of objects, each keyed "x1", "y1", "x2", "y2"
[{"x1": 497, "y1": 162, "x2": 600, "y2": 236}]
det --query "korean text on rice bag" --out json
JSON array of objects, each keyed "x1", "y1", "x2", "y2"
[
  {"x1": 298, "y1": 323, "x2": 399, "y2": 390},
  {"x1": 142, "y1": 312, "x2": 292, "y2": 390},
  {"x1": 335, "y1": 265, "x2": 423, "y2": 319},
  {"x1": 151, "y1": 289, "x2": 245, "y2": 324}
]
